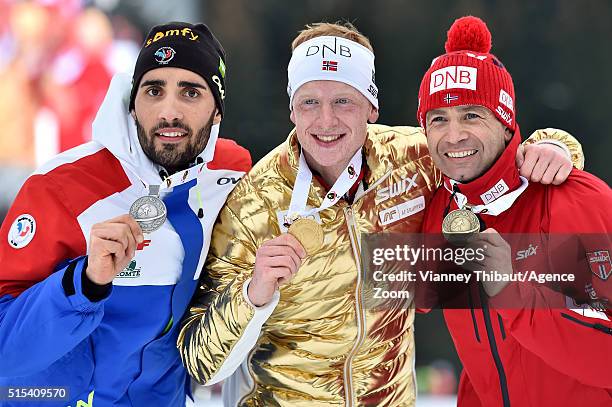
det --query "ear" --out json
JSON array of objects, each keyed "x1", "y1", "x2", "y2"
[
  {"x1": 368, "y1": 106, "x2": 379, "y2": 124},
  {"x1": 504, "y1": 127, "x2": 513, "y2": 143},
  {"x1": 213, "y1": 108, "x2": 222, "y2": 125},
  {"x1": 130, "y1": 110, "x2": 137, "y2": 121},
  {"x1": 289, "y1": 109, "x2": 296, "y2": 125}
]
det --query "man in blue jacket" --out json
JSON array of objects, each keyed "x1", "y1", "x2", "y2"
[{"x1": 0, "y1": 22, "x2": 251, "y2": 406}]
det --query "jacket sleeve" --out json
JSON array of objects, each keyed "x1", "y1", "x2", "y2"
[
  {"x1": 0, "y1": 175, "x2": 110, "y2": 377},
  {"x1": 493, "y1": 171, "x2": 612, "y2": 389},
  {"x1": 523, "y1": 128, "x2": 584, "y2": 170},
  {"x1": 178, "y1": 200, "x2": 278, "y2": 385}
]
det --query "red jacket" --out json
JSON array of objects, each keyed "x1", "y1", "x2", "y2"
[{"x1": 422, "y1": 131, "x2": 612, "y2": 407}]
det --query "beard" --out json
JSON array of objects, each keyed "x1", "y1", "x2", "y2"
[{"x1": 135, "y1": 111, "x2": 215, "y2": 174}]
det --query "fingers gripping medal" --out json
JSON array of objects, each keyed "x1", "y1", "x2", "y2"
[
  {"x1": 288, "y1": 218, "x2": 324, "y2": 255},
  {"x1": 130, "y1": 185, "x2": 167, "y2": 233},
  {"x1": 286, "y1": 149, "x2": 363, "y2": 255}
]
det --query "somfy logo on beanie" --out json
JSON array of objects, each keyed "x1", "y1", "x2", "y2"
[
  {"x1": 154, "y1": 47, "x2": 175, "y2": 64},
  {"x1": 145, "y1": 27, "x2": 199, "y2": 47}
]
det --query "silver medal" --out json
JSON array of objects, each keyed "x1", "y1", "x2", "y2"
[{"x1": 130, "y1": 185, "x2": 167, "y2": 233}]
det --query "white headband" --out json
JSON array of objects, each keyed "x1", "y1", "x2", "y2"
[{"x1": 287, "y1": 36, "x2": 378, "y2": 109}]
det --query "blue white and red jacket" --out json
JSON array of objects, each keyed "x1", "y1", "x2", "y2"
[{"x1": 0, "y1": 74, "x2": 251, "y2": 406}]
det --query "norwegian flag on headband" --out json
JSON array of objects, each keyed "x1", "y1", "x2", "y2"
[{"x1": 322, "y1": 60, "x2": 338, "y2": 71}]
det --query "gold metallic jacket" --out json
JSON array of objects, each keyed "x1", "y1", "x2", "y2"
[{"x1": 178, "y1": 125, "x2": 583, "y2": 407}]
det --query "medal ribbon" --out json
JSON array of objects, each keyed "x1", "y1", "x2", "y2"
[
  {"x1": 445, "y1": 176, "x2": 529, "y2": 216},
  {"x1": 287, "y1": 148, "x2": 362, "y2": 222}
]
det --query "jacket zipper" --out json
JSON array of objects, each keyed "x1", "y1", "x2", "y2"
[
  {"x1": 479, "y1": 284, "x2": 510, "y2": 407},
  {"x1": 467, "y1": 289, "x2": 481, "y2": 343},
  {"x1": 339, "y1": 169, "x2": 394, "y2": 405},
  {"x1": 342, "y1": 206, "x2": 367, "y2": 407},
  {"x1": 560, "y1": 312, "x2": 612, "y2": 335}
]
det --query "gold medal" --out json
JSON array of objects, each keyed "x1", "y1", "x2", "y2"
[
  {"x1": 288, "y1": 218, "x2": 324, "y2": 255},
  {"x1": 442, "y1": 208, "x2": 480, "y2": 245}
]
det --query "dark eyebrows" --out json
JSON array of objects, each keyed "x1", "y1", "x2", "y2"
[
  {"x1": 178, "y1": 80, "x2": 208, "y2": 90},
  {"x1": 140, "y1": 79, "x2": 165, "y2": 88}
]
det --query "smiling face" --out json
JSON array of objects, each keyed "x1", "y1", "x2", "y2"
[
  {"x1": 133, "y1": 67, "x2": 220, "y2": 174},
  {"x1": 425, "y1": 105, "x2": 512, "y2": 182},
  {"x1": 290, "y1": 80, "x2": 378, "y2": 184}
]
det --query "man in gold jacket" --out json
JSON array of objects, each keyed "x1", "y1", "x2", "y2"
[{"x1": 178, "y1": 22, "x2": 582, "y2": 406}]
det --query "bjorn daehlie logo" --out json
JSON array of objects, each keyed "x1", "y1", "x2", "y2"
[
  {"x1": 117, "y1": 260, "x2": 141, "y2": 278},
  {"x1": 155, "y1": 47, "x2": 175, "y2": 64}
]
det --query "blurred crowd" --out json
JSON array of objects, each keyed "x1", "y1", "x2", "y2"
[{"x1": 0, "y1": 0, "x2": 141, "y2": 218}]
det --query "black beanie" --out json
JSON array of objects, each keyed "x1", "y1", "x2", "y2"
[{"x1": 129, "y1": 22, "x2": 227, "y2": 116}]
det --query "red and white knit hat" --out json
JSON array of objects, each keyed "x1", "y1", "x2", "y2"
[{"x1": 417, "y1": 16, "x2": 516, "y2": 132}]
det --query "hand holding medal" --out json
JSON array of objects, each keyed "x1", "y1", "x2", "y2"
[
  {"x1": 87, "y1": 214, "x2": 144, "y2": 285},
  {"x1": 248, "y1": 234, "x2": 306, "y2": 307}
]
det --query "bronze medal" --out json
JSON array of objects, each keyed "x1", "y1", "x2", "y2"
[
  {"x1": 288, "y1": 218, "x2": 324, "y2": 255},
  {"x1": 442, "y1": 208, "x2": 480, "y2": 245}
]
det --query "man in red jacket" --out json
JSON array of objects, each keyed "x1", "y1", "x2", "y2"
[{"x1": 417, "y1": 16, "x2": 611, "y2": 406}]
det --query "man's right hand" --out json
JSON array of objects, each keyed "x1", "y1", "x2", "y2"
[
  {"x1": 248, "y1": 234, "x2": 306, "y2": 307},
  {"x1": 86, "y1": 214, "x2": 144, "y2": 285}
]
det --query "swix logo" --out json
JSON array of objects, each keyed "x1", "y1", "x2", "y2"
[
  {"x1": 480, "y1": 179, "x2": 509, "y2": 204},
  {"x1": 429, "y1": 66, "x2": 477, "y2": 95},
  {"x1": 496, "y1": 105, "x2": 512, "y2": 125},
  {"x1": 137, "y1": 240, "x2": 151, "y2": 251},
  {"x1": 375, "y1": 174, "x2": 418, "y2": 204},
  {"x1": 516, "y1": 244, "x2": 538, "y2": 260}
]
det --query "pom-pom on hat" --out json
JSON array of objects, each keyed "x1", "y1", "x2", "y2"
[{"x1": 417, "y1": 16, "x2": 516, "y2": 132}]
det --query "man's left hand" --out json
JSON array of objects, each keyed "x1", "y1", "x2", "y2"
[
  {"x1": 515, "y1": 143, "x2": 572, "y2": 185},
  {"x1": 463, "y1": 228, "x2": 513, "y2": 297}
]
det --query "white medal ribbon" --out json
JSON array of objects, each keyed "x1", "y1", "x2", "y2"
[
  {"x1": 446, "y1": 176, "x2": 529, "y2": 216},
  {"x1": 286, "y1": 149, "x2": 362, "y2": 223}
]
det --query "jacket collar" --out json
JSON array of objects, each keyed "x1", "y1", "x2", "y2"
[
  {"x1": 279, "y1": 125, "x2": 395, "y2": 202},
  {"x1": 443, "y1": 126, "x2": 523, "y2": 206}
]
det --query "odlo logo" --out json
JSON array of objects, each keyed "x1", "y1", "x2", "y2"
[
  {"x1": 117, "y1": 260, "x2": 141, "y2": 278},
  {"x1": 375, "y1": 174, "x2": 418, "y2": 204}
]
